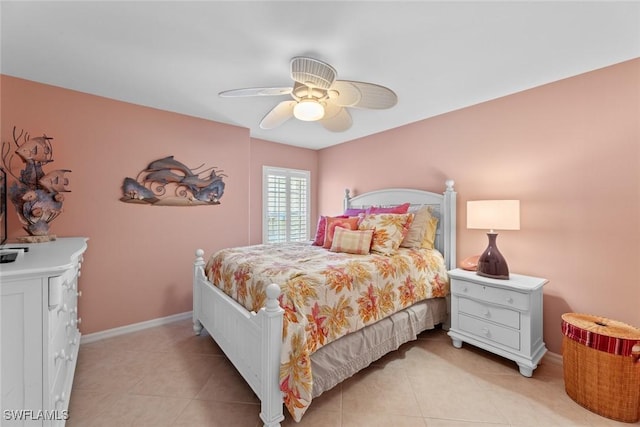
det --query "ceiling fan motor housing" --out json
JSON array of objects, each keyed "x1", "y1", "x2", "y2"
[{"x1": 290, "y1": 57, "x2": 337, "y2": 89}]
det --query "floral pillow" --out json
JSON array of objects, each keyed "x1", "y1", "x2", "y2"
[
  {"x1": 358, "y1": 213, "x2": 414, "y2": 255},
  {"x1": 312, "y1": 215, "x2": 347, "y2": 246},
  {"x1": 329, "y1": 226, "x2": 374, "y2": 255},
  {"x1": 323, "y1": 216, "x2": 360, "y2": 249}
]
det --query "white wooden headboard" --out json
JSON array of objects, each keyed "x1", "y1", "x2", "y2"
[{"x1": 344, "y1": 180, "x2": 457, "y2": 270}]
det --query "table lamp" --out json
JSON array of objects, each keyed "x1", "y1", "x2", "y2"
[{"x1": 467, "y1": 200, "x2": 520, "y2": 279}]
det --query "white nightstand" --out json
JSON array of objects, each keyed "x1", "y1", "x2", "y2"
[{"x1": 447, "y1": 268, "x2": 548, "y2": 377}]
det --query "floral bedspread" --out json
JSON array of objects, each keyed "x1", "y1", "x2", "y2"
[{"x1": 205, "y1": 242, "x2": 449, "y2": 422}]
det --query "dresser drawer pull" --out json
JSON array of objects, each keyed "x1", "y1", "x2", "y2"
[
  {"x1": 77, "y1": 290, "x2": 83, "y2": 298},
  {"x1": 462, "y1": 286, "x2": 469, "y2": 293},
  {"x1": 67, "y1": 319, "x2": 78, "y2": 328},
  {"x1": 54, "y1": 392, "x2": 66, "y2": 405},
  {"x1": 481, "y1": 327, "x2": 491, "y2": 337},
  {"x1": 483, "y1": 309, "x2": 491, "y2": 318},
  {"x1": 506, "y1": 297, "x2": 514, "y2": 304},
  {"x1": 54, "y1": 349, "x2": 66, "y2": 363},
  {"x1": 69, "y1": 338, "x2": 78, "y2": 346},
  {"x1": 57, "y1": 303, "x2": 68, "y2": 315}
]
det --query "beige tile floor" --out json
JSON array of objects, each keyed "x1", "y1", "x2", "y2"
[{"x1": 68, "y1": 319, "x2": 634, "y2": 426}]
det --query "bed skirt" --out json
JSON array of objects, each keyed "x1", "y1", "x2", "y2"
[{"x1": 311, "y1": 297, "x2": 447, "y2": 397}]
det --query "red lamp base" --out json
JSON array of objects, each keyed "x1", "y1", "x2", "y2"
[{"x1": 476, "y1": 233, "x2": 510, "y2": 280}]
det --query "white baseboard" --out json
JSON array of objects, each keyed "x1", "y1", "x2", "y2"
[{"x1": 80, "y1": 311, "x2": 192, "y2": 344}]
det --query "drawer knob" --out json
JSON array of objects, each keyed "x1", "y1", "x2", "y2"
[
  {"x1": 462, "y1": 286, "x2": 468, "y2": 293},
  {"x1": 483, "y1": 309, "x2": 491, "y2": 317},
  {"x1": 54, "y1": 349, "x2": 66, "y2": 362},
  {"x1": 506, "y1": 297, "x2": 514, "y2": 304},
  {"x1": 69, "y1": 338, "x2": 78, "y2": 346},
  {"x1": 77, "y1": 317, "x2": 82, "y2": 325},
  {"x1": 57, "y1": 303, "x2": 68, "y2": 315},
  {"x1": 481, "y1": 327, "x2": 490, "y2": 337},
  {"x1": 77, "y1": 290, "x2": 83, "y2": 297},
  {"x1": 55, "y1": 392, "x2": 66, "y2": 405}
]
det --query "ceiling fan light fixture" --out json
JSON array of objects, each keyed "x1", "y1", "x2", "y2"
[{"x1": 293, "y1": 99, "x2": 325, "y2": 121}]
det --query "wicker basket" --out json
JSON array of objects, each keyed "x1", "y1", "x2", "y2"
[{"x1": 561, "y1": 313, "x2": 640, "y2": 423}]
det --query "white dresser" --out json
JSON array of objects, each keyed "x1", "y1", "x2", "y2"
[
  {"x1": 447, "y1": 268, "x2": 548, "y2": 377},
  {"x1": 1, "y1": 237, "x2": 87, "y2": 426}
]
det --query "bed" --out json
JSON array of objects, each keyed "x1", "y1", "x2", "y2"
[{"x1": 192, "y1": 180, "x2": 456, "y2": 426}]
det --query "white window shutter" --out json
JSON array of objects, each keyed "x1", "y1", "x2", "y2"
[{"x1": 263, "y1": 166, "x2": 310, "y2": 244}]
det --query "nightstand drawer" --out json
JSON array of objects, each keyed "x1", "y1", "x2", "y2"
[
  {"x1": 451, "y1": 279, "x2": 529, "y2": 311},
  {"x1": 459, "y1": 314, "x2": 521, "y2": 350},
  {"x1": 458, "y1": 297, "x2": 521, "y2": 329}
]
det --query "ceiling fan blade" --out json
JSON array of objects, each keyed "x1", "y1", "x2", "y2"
[
  {"x1": 290, "y1": 57, "x2": 337, "y2": 89},
  {"x1": 259, "y1": 100, "x2": 296, "y2": 129},
  {"x1": 326, "y1": 80, "x2": 362, "y2": 107},
  {"x1": 332, "y1": 80, "x2": 397, "y2": 109},
  {"x1": 320, "y1": 106, "x2": 352, "y2": 132},
  {"x1": 219, "y1": 87, "x2": 292, "y2": 97}
]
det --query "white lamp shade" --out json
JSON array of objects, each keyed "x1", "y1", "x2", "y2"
[
  {"x1": 467, "y1": 200, "x2": 520, "y2": 231},
  {"x1": 293, "y1": 99, "x2": 325, "y2": 121}
]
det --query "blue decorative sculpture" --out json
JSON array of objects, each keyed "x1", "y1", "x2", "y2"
[
  {"x1": 120, "y1": 156, "x2": 226, "y2": 206},
  {"x1": 1, "y1": 127, "x2": 71, "y2": 241}
]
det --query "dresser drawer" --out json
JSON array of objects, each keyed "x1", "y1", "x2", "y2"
[
  {"x1": 459, "y1": 313, "x2": 521, "y2": 350},
  {"x1": 458, "y1": 297, "x2": 521, "y2": 329},
  {"x1": 48, "y1": 311, "x2": 70, "y2": 388},
  {"x1": 451, "y1": 279, "x2": 529, "y2": 311}
]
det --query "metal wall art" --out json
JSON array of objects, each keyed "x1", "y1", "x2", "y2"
[
  {"x1": 120, "y1": 156, "x2": 226, "y2": 206},
  {"x1": 1, "y1": 127, "x2": 71, "y2": 242},
  {"x1": 0, "y1": 167, "x2": 6, "y2": 245}
]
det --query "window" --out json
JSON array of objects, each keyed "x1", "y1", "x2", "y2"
[{"x1": 263, "y1": 166, "x2": 310, "y2": 243}]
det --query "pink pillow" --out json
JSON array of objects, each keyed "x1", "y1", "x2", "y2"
[
  {"x1": 312, "y1": 215, "x2": 347, "y2": 246},
  {"x1": 312, "y1": 216, "x2": 327, "y2": 246},
  {"x1": 343, "y1": 207, "x2": 367, "y2": 216},
  {"x1": 366, "y1": 202, "x2": 410, "y2": 215},
  {"x1": 323, "y1": 217, "x2": 360, "y2": 249}
]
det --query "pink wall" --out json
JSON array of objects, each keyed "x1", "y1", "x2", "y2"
[
  {"x1": 3, "y1": 59, "x2": 638, "y2": 354},
  {"x1": 0, "y1": 75, "x2": 318, "y2": 334},
  {"x1": 249, "y1": 138, "x2": 318, "y2": 245},
  {"x1": 318, "y1": 59, "x2": 640, "y2": 354}
]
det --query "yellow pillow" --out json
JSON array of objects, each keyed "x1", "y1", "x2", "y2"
[
  {"x1": 400, "y1": 206, "x2": 432, "y2": 248},
  {"x1": 420, "y1": 215, "x2": 439, "y2": 249},
  {"x1": 358, "y1": 213, "x2": 414, "y2": 255}
]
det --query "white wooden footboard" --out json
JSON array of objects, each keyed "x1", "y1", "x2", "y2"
[{"x1": 193, "y1": 249, "x2": 284, "y2": 427}]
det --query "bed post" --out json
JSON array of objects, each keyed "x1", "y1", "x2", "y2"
[
  {"x1": 443, "y1": 180, "x2": 457, "y2": 271},
  {"x1": 193, "y1": 249, "x2": 205, "y2": 335},
  {"x1": 343, "y1": 188, "x2": 351, "y2": 211},
  {"x1": 260, "y1": 283, "x2": 285, "y2": 427}
]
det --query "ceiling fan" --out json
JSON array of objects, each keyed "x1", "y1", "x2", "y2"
[{"x1": 219, "y1": 57, "x2": 398, "y2": 132}]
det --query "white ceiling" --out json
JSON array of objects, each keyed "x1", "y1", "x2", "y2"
[{"x1": 1, "y1": 1, "x2": 639, "y2": 150}]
